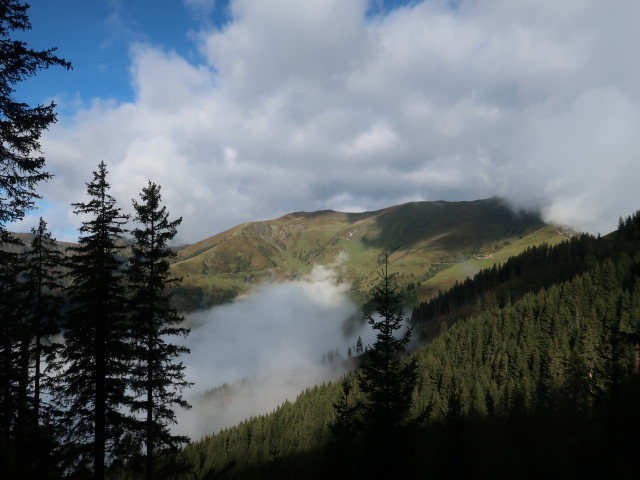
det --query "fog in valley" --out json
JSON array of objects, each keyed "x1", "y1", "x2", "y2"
[{"x1": 174, "y1": 261, "x2": 376, "y2": 439}]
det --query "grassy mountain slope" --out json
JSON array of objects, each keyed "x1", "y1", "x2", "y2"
[{"x1": 171, "y1": 197, "x2": 568, "y2": 309}]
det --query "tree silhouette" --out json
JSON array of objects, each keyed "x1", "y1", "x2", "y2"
[
  {"x1": 355, "y1": 336, "x2": 363, "y2": 356},
  {"x1": 7, "y1": 218, "x2": 64, "y2": 478},
  {"x1": 357, "y1": 257, "x2": 417, "y2": 476},
  {"x1": 127, "y1": 181, "x2": 191, "y2": 480},
  {"x1": 358, "y1": 257, "x2": 416, "y2": 434},
  {"x1": 0, "y1": 0, "x2": 70, "y2": 231},
  {"x1": 330, "y1": 374, "x2": 360, "y2": 440},
  {"x1": 61, "y1": 161, "x2": 131, "y2": 479},
  {"x1": 0, "y1": 3, "x2": 69, "y2": 473},
  {"x1": 21, "y1": 217, "x2": 63, "y2": 421},
  {"x1": 0, "y1": 230, "x2": 25, "y2": 477}
]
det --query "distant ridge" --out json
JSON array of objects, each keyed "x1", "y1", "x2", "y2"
[{"x1": 170, "y1": 197, "x2": 569, "y2": 310}]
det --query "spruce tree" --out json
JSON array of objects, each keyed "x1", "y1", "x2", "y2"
[
  {"x1": 330, "y1": 374, "x2": 361, "y2": 445},
  {"x1": 61, "y1": 161, "x2": 131, "y2": 479},
  {"x1": 0, "y1": 0, "x2": 71, "y2": 230},
  {"x1": 21, "y1": 217, "x2": 64, "y2": 422},
  {"x1": 5, "y1": 218, "x2": 65, "y2": 479},
  {"x1": 357, "y1": 257, "x2": 416, "y2": 434},
  {"x1": 127, "y1": 181, "x2": 191, "y2": 480},
  {"x1": 327, "y1": 373, "x2": 362, "y2": 476},
  {"x1": 0, "y1": 3, "x2": 69, "y2": 471}
]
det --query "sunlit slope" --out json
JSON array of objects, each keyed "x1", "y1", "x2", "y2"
[
  {"x1": 417, "y1": 224, "x2": 569, "y2": 298},
  {"x1": 171, "y1": 198, "x2": 568, "y2": 309}
]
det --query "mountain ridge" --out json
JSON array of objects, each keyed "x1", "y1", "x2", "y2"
[
  {"x1": 171, "y1": 197, "x2": 570, "y2": 309},
  {"x1": 7, "y1": 198, "x2": 570, "y2": 311}
]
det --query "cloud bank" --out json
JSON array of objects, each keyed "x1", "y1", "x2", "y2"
[
  {"x1": 174, "y1": 264, "x2": 371, "y2": 439},
  {"x1": 12, "y1": 0, "x2": 640, "y2": 242}
]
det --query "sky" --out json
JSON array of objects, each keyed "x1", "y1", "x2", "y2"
[{"x1": 9, "y1": 0, "x2": 640, "y2": 243}]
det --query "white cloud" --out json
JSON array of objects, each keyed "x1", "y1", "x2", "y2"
[
  {"x1": 341, "y1": 121, "x2": 398, "y2": 158},
  {"x1": 10, "y1": 0, "x2": 640, "y2": 242}
]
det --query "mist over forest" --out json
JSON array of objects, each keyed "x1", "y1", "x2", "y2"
[{"x1": 176, "y1": 263, "x2": 374, "y2": 438}]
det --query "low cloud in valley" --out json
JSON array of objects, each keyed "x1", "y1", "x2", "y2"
[{"x1": 174, "y1": 263, "x2": 374, "y2": 439}]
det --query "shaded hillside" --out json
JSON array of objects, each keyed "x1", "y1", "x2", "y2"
[
  {"x1": 178, "y1": 212, "x2": 640, "y2": 480},
  {"x1": 6, "y1": 232, "x2": 75, "y2": 253},
  {"x1": 171, "y1": 197, "x2": 567, "y2": 309}
]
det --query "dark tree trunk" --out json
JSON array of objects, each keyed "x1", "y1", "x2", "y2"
[
  {"x1": 146, "y1": 337, "x2": 154, "y2": 480},
  {"x1": 16, "y1": 332, "x2": 30, "y2": 478},
  {"x1": 94, "y1": 320, "x2": 106, "y2": 480}
]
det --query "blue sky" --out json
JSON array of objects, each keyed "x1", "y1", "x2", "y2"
[
  {"x1": 18, "y1": 0, "x2": 219, "y2": 106},
  {"x1": 9, "y1": 0, "x2": 640, "y2": 243}
]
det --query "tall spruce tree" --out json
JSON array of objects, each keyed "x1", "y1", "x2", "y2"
[
  {"x1": 127, "y1": 181, "x2": 191, "y2": 480},
  {"x1": 21, "y1": 217, "x2": 63, "y2": 422},
  {"x1": 61, "y1": 161, "x2": 131, "y2": 479},
  {"x1": 0, "y1": 3, "x2": 69, "y2": 472},
  {"x1": 358, "y1": 257, "x2": 416, "y2": 433},
  {"x1": 7, "y1": 218, "x2": 65, "y2": 479},
  {"x1": 0, "y1": 0, "x2": 71, "y2": 230}
]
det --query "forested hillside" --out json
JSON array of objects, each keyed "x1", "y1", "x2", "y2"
[{"x1": 180, "y1": 212, "x2": 640, "y2": 479}]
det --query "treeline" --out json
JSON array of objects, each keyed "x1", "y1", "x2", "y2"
[
  {"x1": 411, "y1": 226, "x2": 630, "y2": 337},
  {"x1": 181, "y1": 213, "x2": 640, "y2": 479},
  {"x1": 184, "y1": 384, "x2": 337, "y2": 479},
  {"x1": 0, "y1": 163, "x2": 190, "y2": 480}
]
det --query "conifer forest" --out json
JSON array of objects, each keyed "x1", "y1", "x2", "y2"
[{"x1": 2, "y1": 1, "x2": 640, "y2": 479}]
